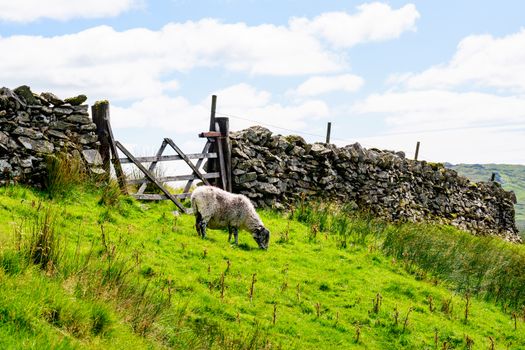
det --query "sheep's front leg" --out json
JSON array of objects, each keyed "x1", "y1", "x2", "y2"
[
  {"x1": 199, "y1": 221, "x2": 207, "y2": 238},
  {"x1": 232, "y1": 227, "x2": 239, "y2": 245},
  {"x1": 228, "y1": 226, "x2": 238, "y2": 244}
]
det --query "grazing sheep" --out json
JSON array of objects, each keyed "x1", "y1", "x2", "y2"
[{"x1": 190, "y1": 186, "x2": 270, "y2": 249}]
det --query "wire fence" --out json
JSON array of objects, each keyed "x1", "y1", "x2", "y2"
[
  {"x1": 215, "y1": 111, "x2": 372, "y2": 147},
  {"x1": 216, "y1": 110, "x2": 525, "y2": 156}
]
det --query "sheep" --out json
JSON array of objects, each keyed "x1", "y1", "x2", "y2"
[{"x1": 190, "y1": 186, "x2": 270, "y2": 249}]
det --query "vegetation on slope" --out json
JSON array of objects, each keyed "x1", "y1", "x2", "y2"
[
  {"x1": 0, "y1": 182, "x2": 525, "y2": 349},
  {"x1": 447, "y1": 163, "x2": 525, "y2": 232}
]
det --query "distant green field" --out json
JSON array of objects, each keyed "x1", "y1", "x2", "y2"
[
  {"x1": 447, "y1": 164, "x2": 525, "y2": 232},
  {"x1": 1, "y1": 184, "x2": 524, "y2": 349}
]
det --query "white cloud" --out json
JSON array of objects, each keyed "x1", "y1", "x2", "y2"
[
  {"x1": 161, "y1": 19, "x2": 345, "y2": 76},
  {"x1": 162, "y1": 80, "x2": 180, "y2": 92},
  {"x1": 112, "y1": 84, "x2": 331, "y2": 135},
  {"x1": 0, "y1": 22, "x2": 342, "y2": 101},
  {"x1": 353, "y1": 90, "x2": 525, "y2": 132},
  {"x1": 391, "y1": 29, "x2": 525, "y2": 92},
  {"x1": 354, "y1": 126, "x2": 525, "y2": 165},
  {"x1": 290, "y1": 2, "x2": 419, "y2": 48},
  {"x1": 223, "y1": 99, "x2": 331, "y2": 132},
  {"x1": 112, "y1": 95, "x2": 209, "y2": 133},
  {"x1": 210, "y1": 83, "x2": 330, "y2": 131},
  {"x1": 351, "y1": 89, "x2": 525, "y2": 163},
  {"x1": 352, "y1": 27, "x2": 525, "y2": 164},
  {"x1": 292, "y1": 74, "x2": 364, "y2": 97},
  {"x1": 211, "y1": 83, "x2": 271, "y2": 108},
  {"x1": 0, "y1": 0, "x2": 141, "y2": 22},
  {"x1": 0, "y1": 4, "x2": 419, "y2": 101}
]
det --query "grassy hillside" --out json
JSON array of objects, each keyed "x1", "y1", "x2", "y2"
[
  {"x1": 1, "y1": 184, "x2": 525, "y2": 349},
  {"x1": 446, "y1": 164, "x2": 525, "y2": 230}
]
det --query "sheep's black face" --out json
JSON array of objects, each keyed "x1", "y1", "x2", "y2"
[{"x1": 255, "y1": 227, "x2": 270, "y2": 250}]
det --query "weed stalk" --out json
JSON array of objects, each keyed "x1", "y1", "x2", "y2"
[
  {"x1": 220, "y1": 273, "x2": 225, "y2": 300},
  {"x1": 393, "y1": 306, "x2": 399, "y2": 326},
  {"x1": 402, "y1": 307, "x2": 413, "y2": 333},
  {"x1": 464, "y1": 292, "x2": 471, "y2": 323},
  {"x1": 489, "y1": 336, "x2": 495, "y2": 350},
  {"x1": 428, "y1": 295, "x2": 434, "y2": 312},
  {"x1": 372, "y1": 293, "x2": 382, "y2": 314},
  {"x1": 249, "y1": 273, "x2": 257, "y2": 302},
  {"x1": 465, "y1": 335, "x2": 474, "y2": 350}
]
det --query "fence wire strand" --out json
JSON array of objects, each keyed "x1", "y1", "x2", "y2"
[
  {"x1": 216, "y1": 110, "x2": 525, "y2": 155},
  {"x1": 215, "y1": 111, "x2": 369, "y2": 147}
]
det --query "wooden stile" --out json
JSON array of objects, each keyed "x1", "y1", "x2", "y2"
[{"x1": 101, "y1": 94, "x2": 231, "y2": 211}]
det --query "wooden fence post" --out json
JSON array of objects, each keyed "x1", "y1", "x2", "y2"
[
  {"x1": 216, "y1": 117, "x2": 232, "y2": 192},
  {"x1": 206, "y1": 95, "x2": 219, "y2": 186},
  {"x1": 326, "y1": 122, "x2": 332, "y2": 144},
  {"x1": 209, "y1": 95, "x2": 217, "y2": 132},
  {"x1": 91, "y1": 100, "x2": 127, "y2": 194},
  {"x1": 414, "y1": 141, "x2": 421, "y2": 161},
  {"x1": 92, "y1": 101, "x2": 110, "y2": 178}
]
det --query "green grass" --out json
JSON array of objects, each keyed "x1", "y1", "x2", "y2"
[{"x1": 1, "y1": 184, "x2": 525, "y2": 349}]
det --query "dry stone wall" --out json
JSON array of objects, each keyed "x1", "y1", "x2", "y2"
[
  {"x1": 0, "y1": 86, "x2": 104, "y2": 186},
  {"x1": 231, "y1": 126, "x2": 521, "y2": 243}
]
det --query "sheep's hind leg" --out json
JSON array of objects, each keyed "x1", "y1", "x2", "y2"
[
  {"x1": 228, "y1": 225, "x2": 233, "y2": 242},
  {"x1": 195, "y1": 212, "x2": 202, "y2": 236},
  {"x1": 195, "y1": 212, "x2": 207, "y2": 238}
]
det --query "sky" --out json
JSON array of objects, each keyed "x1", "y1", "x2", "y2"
[{"x1": 0, "y1": 0, "x2": 524, "y2": 165}]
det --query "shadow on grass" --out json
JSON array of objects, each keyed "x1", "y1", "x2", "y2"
[{"x1": 236, "y1": 243, "x2": 255, "y2": 251}]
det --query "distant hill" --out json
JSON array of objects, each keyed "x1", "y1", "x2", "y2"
[{"x1": 446, "y1": 163, "x2": 525, "y2": 231}]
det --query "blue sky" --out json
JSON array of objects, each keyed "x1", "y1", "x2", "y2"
[{"x1": 1, "y1": 0, "x2": 524, "y2": 164}]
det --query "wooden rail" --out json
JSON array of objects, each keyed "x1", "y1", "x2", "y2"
[
  {"x1": 127, "y1": 172, "x2": 220, "y2": 185},
  {"x1": 133, "y1": 193, "x2": 192, "y2": 201},
  {"x1": 115, "y1": 141, "x2": 187, "y2": 211},
  {"x1": 119, "y1": 152, "x2": 217, "y2": 164}
]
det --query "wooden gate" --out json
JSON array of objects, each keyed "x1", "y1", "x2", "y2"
[{"x1": 92, "y1": 95, "x2": 231, "y2": 214}]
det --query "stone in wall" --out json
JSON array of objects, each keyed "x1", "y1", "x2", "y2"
[
  {"x1": 230, "y1": 126, "x2": 521, "y2": 243},
  {"x1": 0, "y1": 86, "x2": 104, "y2": 186}
]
